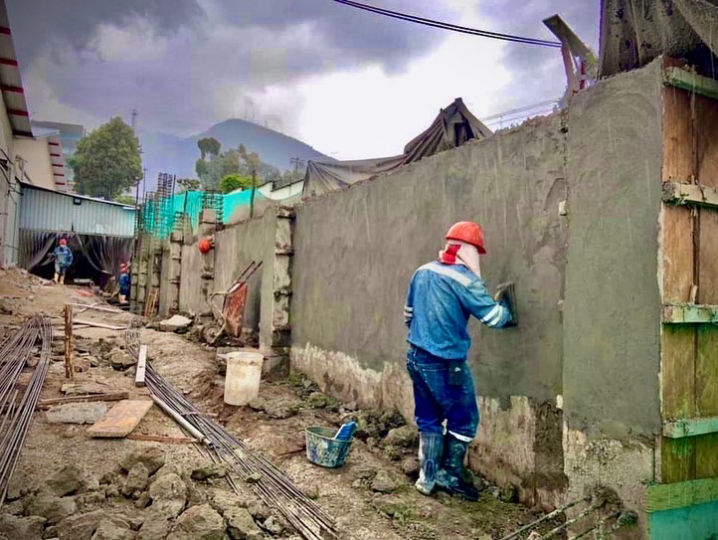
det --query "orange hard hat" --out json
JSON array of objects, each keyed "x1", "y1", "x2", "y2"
[
  {"x1": 445, "y1": 221, "x2": 486, "y2": 254},
  {"x1": 59, "y1": 238, "x2": 67, "y2": 246},
  {"x1": 198, "y1": 237, "x2": 212, "y2": 254}
]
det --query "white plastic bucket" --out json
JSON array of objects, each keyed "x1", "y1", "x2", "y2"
[{"x1": 224, "y1": 351, "x2": 264, "y2": 406}]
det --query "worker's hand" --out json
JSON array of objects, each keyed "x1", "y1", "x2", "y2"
[
  {"x1": 494, "y1": 283, "x2": 510, "y2": 302},
  {"x1": 495, "y1": 282, "x2": 518, "y2": 327}
]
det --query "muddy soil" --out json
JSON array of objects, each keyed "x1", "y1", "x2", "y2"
[{"x1": 0, "y1": 267, "x2": 561, "y2": 539}]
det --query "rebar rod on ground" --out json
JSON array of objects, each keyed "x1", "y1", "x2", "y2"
[
  {"x1": 0, "y1": 315, "x2": 52, "y2": 505},
  {"x1": 537, "y1": 502, "x2": 604, "y2": 539},
  {"x1": 142, "y1": 361, "x2": 338, "y2": 540},
  {"x1": 499, "y1": 497, "x2": 588, "y2": 540}
]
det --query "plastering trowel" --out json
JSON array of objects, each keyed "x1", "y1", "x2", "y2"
[{"x1": 494, "y1": 282, "x2": 518, "y2": 326}]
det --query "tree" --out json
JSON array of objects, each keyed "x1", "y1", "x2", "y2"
[
  {"x1": 197, "y1": 137, "x2": 221, "y2": 160},
  {"x1": 195, "y1": 158, "x2": 209, "y2": 180},
  {"x1": 113, "y1": 194, "x2": 136, "y2": 206},
  {"x1": 68, "y1": 117, "x2": 142, "y2": 200},
  {"x1": 194, "y1": 142, "x2": 280, "y2": 190},
  {"x1": 219, "y1": 174, "x2": 252, "y2": 193},
  {"x1": 177, "y1": 178, "x2": 201, "y2": 192}
]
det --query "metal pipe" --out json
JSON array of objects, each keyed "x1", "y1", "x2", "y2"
[{"x1": 150, "y1": 395, "x2": 209, "y2": 445}]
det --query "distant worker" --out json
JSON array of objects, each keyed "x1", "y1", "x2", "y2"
[
  {"x1": 52, "y1": 238, "x2": 73, "y2": 284},
  {"x1": 404, "y1": 221, "x2": 516, "y2": 501},
  {"x1": 118, "y1": 263, "x2": 131, "y2": 304}
]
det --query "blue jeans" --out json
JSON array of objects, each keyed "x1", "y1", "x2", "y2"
[{"x1": 406, "y1": 345, "x2": 480, "y2": 441}]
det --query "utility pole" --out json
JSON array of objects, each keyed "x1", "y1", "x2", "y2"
[
  {"x1": 289, "y1": 156, "x2": 305, "y2": 174},
  {"x1": 249, "y1": 169, "x2": 257, "y2": 219}
]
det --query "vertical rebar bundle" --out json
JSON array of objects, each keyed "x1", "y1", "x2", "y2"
[{"x1": 0, "y1": 315, "x2": 52, "y2": 505}]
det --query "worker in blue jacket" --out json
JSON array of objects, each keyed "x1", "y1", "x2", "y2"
[
  {"x1": 118, "y1": 262, "x2": 131, "y2": 304},
  {"x1": 52, "y1": 238, "x2": 73, "y2": 284},
  {"x1": 405, "y1": 221, "x2": 516, "y2": 501}
]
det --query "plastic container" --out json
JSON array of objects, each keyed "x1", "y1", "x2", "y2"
[
  {"x1": 223, "y1": 351, "x2": 263, "y2": 406},
  {"x1": 305, "y1": 426, "x2": 355, "y2": 468}
]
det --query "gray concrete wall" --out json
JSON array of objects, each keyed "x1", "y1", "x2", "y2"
[
  {"x1": 290, "y1": 110, "x2": 570, "y2": 506},
  {"x1": 290, "y1": 60, "x2": 666, "y2": 513},
  {"x1": 292, "y1": 112, "x2": 569, "y2": 404},
  {"x1": 563, "y1": 61, "x2": 663, "y2": 438},
  {"x1": 178, "y1": 209, "x2": 276, "y2": 334},
  {"x1": 561, "y1": 58, "x2": 664, "y2": 536},
  {"x1": 178, "y1": 242, "x2": 202, "y2": 314},
  {"x1": 213, "y1": 212, "x2": 275, "y2": 332}
]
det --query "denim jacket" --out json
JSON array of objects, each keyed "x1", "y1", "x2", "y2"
[
  {"x1": 405, "y1": 261, "x2": 511, "y2": 360},
  {"x1": 53, "y1": 245, "x2": 73, "y2": 268}
]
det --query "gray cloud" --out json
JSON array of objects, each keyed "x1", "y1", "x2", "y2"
[
  {"x1": 7, "y1": 0, "x2": 205, "y2": 63},
  {"x1": 7, "y1": 0, "x2": 453, "y2": 135}
]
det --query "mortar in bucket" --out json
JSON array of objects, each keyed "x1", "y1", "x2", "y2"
[
  {"x1": 305, "y1": 423, "x2": 356, "y2": 468},
  {"x1": 224, "y1": 351, "x2": 263, "y2": 406}
]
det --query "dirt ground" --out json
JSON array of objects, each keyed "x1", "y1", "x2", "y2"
[{"x1": 0, "y1": 266, "x2": 563, "y2": 539}]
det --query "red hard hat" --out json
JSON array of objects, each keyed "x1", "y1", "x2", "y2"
[
  {"x1": 445, "y1": 221, "x2": 486, "y2": 254},
  {"x1": 59, "y1": 238, "x2": 67, "y2": 246},
  {"x1": 198, "y1": 237, "x2": 212, "y2": 254}
]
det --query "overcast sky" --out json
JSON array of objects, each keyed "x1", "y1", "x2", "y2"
[{"x1": 7, "y1": 0, "x2": 598, "y2": 159}]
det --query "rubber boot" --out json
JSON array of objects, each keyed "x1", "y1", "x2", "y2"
[
  {"x1": 53, "y1": 273, "x2": 59, "y2": 283},
  {"x1": 59, "y1": 275, "x2": 65, "y2": 285},
  {"x1": 414, "y1": 432, "x2": 443, "y2": 496},
  {"x1": 436, "y1": 435, "x2": 479, "y2": 501}
]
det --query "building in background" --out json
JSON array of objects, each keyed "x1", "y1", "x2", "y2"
[{"x1": 31, "y1": 120, "x2": 84, "y2": 185}]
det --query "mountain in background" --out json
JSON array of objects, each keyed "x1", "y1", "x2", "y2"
[{"x1": 138, "y1": 118, "x2": 331, "y2": 192}]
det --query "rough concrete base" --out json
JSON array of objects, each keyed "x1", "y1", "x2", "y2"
[
  {"x1": 563, "y1": 425, "x2": 653, "y2": 538},
  {"x1": 291, "y1": 343, "x2": 565, "y2": 509},
  {"x1": 469, "y1": 396, "x2": 566, "y2": 510},
  {"x1": 290, "y1": 343, "x2": 411, "y2": 416}
]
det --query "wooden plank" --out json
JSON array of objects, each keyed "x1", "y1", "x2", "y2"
[
  {"x1": 37, "y1": 392, "x2": 129, "y2": 409},
  {"x1": 662, "y1": 304, "x2": 718, "y2": 324},
  {"x1": 135, "y1": 345, "x2": 147, "y2": 387},
  {"x1": 64, "y1": 305, "x2": 73, "y2": 379},
  {"x1": 661, "y1": 318, "x2": 696, "y2": 483},
  {"x1": 697, "y1": 326, "x2": 718, "y2": 417},
  {"x1": 662, "y1": 182, "x2": 718, "y2": 208},
  {"x1": 696, "y1": 433, "x2": 718, "y2": 479},
  {"x1": 664, "y1": 67, "x2": 718, "y2": 101},
  {"x1": 87, "y1": 400, "x2": 153, "y2": 438},
  {"x1": 647, "y1": 476, "x2": 718, "y2": 512},
  {"x1": 662, "y1": 86, "x2": 694, "y2": 182},
  {"x1": 663, "y1": 417, "x2": 718, "y2": 438},
  {"x1": 69, "y1": 303, "x2": 126, "y2": 314},
  {"x1": 694, "y1": 93, "x2": 718, "y2": 480},
  {"x1": 72, "y1": 319, "x2": 126, "y2": 331},
  {"x1": 661, "y1": 437, "x2": 695, "y2": 483},
  {"x1": 696, "y1": 94, "x2": 718, "y2": 187},
  {"x1": 662, "y1": 327, "x2": 696, "y2": 420},
  {"x1": 661, "y1": 207, "x2": 695, "y2": 303}
]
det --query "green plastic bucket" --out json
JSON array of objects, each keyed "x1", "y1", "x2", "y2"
[{"x1": 305, "y1": 426, "x2": 354, "y2": 468}]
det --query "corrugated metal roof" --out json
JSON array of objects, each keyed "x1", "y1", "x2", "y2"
[
  {"x1": 19, "y1": 185, "x2": 135, "y2": 237},
  {"x1": 0, "y1": 0, "x2": 32, "y2": 137}
]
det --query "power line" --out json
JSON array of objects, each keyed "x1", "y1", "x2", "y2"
[
  {"x1": 482, "y1": 98, "x2": 561, "y2": 121},
  {"x1": 331, "y1": 0, "x2": 561, "y2": 48}
]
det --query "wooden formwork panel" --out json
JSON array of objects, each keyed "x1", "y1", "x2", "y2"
[{"x1": 660, "y1": 73, "x2": 718, "y2": 485}]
